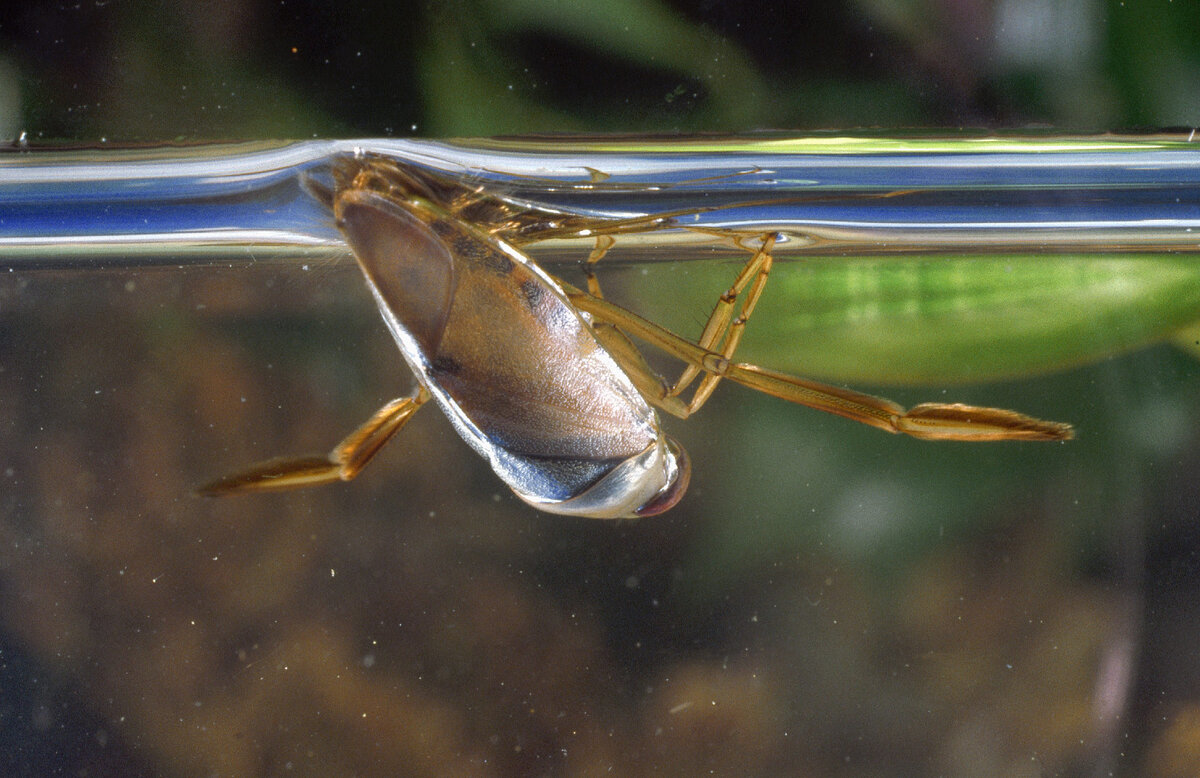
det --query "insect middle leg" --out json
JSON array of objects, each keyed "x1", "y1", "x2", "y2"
[
  {"x1": 198, "y1": 387, "x2": 430, "y2": 495},
  {"x1": 582, "y1": 232, "x2": 777, "y2": 416}
]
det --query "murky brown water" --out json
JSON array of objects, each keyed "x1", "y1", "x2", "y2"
[{"x1": 4, "y1": 251, "x2": 1200, "y2": 776}]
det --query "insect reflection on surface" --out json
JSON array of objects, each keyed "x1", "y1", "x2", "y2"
[{"x1": 199, "y1": 151, "x2": 1073, "y2": 518}]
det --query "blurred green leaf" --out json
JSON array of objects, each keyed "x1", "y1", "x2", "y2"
[
  {"x1": 630, "y1": 254, "x2": 1200, "y2": 385},
  {"x1": 420, "y1": 0, "x2": 770, "y2": 134}
]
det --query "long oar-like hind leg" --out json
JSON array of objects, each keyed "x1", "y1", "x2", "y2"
[
  {"x1": 198, "y1": 388, "x2": 430, "y2": 495},
  {"x1": 722, "y1": 363, "x2": 1073, "y2": 440},
  {"x1": 566, "y1": 289, "x2": 1073, "y2": 441}
]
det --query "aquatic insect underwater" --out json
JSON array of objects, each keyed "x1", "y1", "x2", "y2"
[{"x1": 200, "y1": 152, "x2": 1073, "y2": 518}]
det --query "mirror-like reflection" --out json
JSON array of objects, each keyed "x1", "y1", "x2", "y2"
[{"x1": 3, "y1": 136, "x2": 1200, "y2": 268}]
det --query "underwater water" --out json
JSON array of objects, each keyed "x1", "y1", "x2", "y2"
[{"x1": 3, "y1": 139, "x2": 1200, "y2": 776}]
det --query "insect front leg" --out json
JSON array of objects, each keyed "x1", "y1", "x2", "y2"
[
  {"x1": 583, "y1": 235, "x2": 617, "y2": 298},
  {"x1": 198, "y1": 387, "x2": 430, "y2": 495}
]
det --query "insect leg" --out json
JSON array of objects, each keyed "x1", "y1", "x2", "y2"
[
  {"x1": 583, "y1": 235, "x2": 617, "y2": 297},
  {"x1": 673, "y1": 233, "x2": 775, "y2": 409},
  {"x1": 567, "y1": 288, "x2": 1072, "y2": 441},
  {"x1": 576, "y1": 236, "x2": 693, "y2": 417},
  {"x1": 579, "y1": 233, "x2": 777, "y2": 414},
  {"x1": 197, "y1": 388, "x2": 430, "y2": 495}
]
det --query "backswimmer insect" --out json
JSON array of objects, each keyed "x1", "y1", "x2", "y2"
[{"x1": 199, "y1": 150, "x2": 1073, "y2": 518}]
